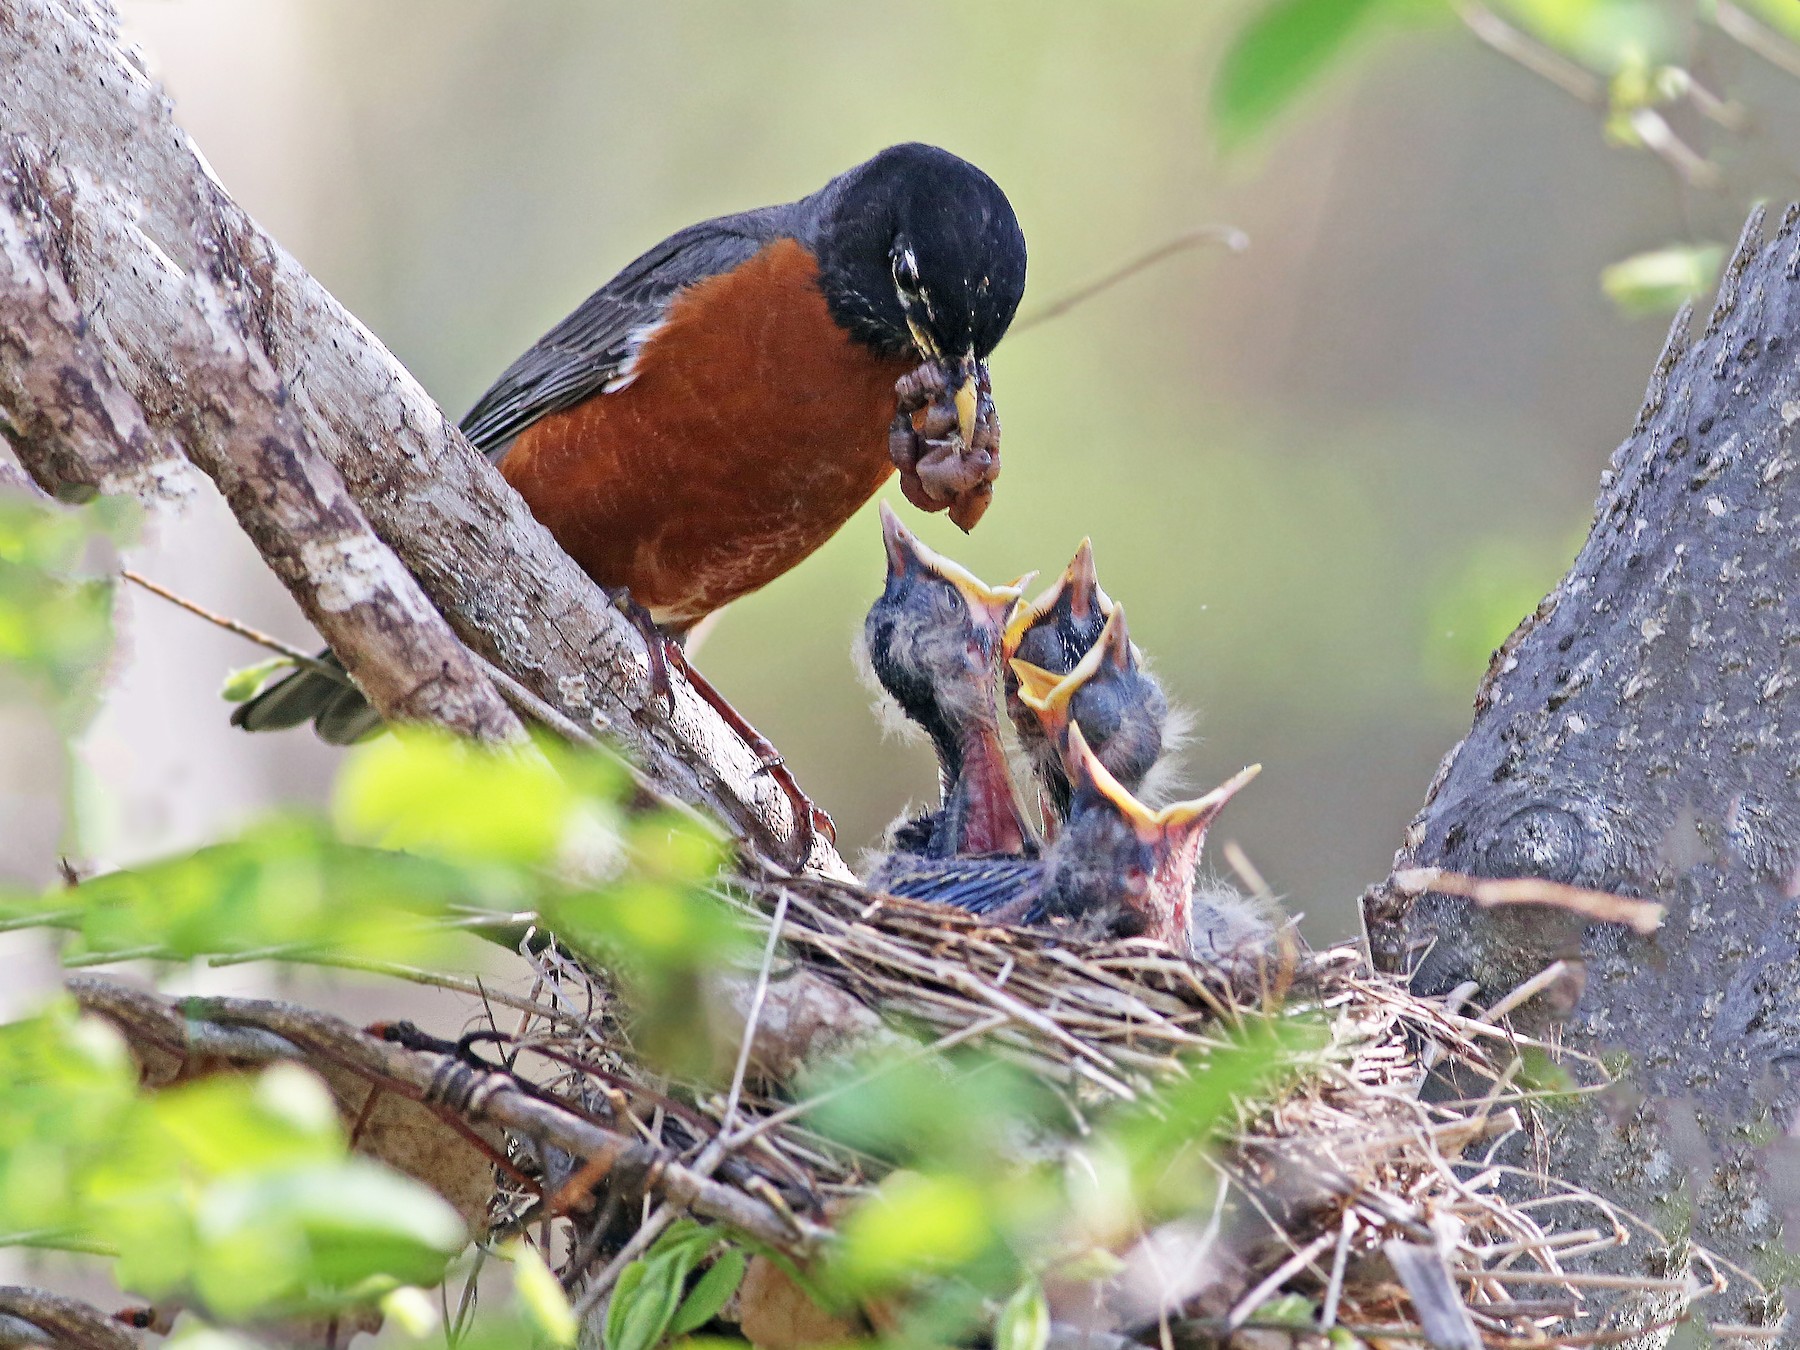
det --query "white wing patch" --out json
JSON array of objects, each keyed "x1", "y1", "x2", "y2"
[{"x1": 600, "y1": 319, "x2": 668, "y2": 393}]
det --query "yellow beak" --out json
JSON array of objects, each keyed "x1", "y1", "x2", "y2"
[{"x1": 954, "y1": 375, "x2": 978, "y2": 446}]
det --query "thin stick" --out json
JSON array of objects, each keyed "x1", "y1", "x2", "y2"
[
  {"x1": 722, "y1": 891, "x2": 789, "y2": 1132},
  {"x1": 1391, "y1": 867, "x2": 1664, "y2": 935},
  {"x1": 1013, "y1": 226, "x2": 1248, "y2": 332},
  {"x1": 121, "y1": 568, "x2": 351, "y2": 684}
]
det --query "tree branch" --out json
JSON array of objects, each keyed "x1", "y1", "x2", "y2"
[
  {"x1": 64, "y1": 975, "x2": 830, "y2": 1258},
  {"x1": 1366, "y1": 204, "x2": 1800, "y2": 1338},
  {"x1": 0, "y1": 143, "x2": 523, "y2": 744},
  {"x1": 0, "y1": 0, "x2": 849, "y2": 876}
]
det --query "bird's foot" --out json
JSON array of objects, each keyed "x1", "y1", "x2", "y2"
[
  {"x1": 606, "y1": 587, "x2": 679, "y2": 711},
  {"x1": 677, "y1": 658, "x2": 836, "y2": 869},
  {"x1": 608, "y1": 587, "x2": 832, "y2": 869},
  {"x1": 888, "y1": 361, "x2": 1001, "y2": 532}
]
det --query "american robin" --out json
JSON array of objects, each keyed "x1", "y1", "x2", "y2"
[
  {"x1": 861, "y1": 502, "x2": 1036, "y2": 859},
  {"x1": 234, "y1": 143, "x2": 1027, "y2": 763},
  {"x1": 873, "y1": 724, "x2": 1258, "y2": 950},
  {"x1": 1009, "y1": 602, "x2": 1171, "y2": 826}
]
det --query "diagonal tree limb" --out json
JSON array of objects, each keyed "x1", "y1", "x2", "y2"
[
  {"x1": 0, "y1": 147, "x2": 523, "y2": 745},
  {"x1": 0, "y1": 0, "x2": 849, "y2": 877},
  {"x1": 0, "y1": 1287, "x2": 140, "y2": 1350},
  {"x1": 63, "y1": 975, "x2": 830, "y2": 1258}
]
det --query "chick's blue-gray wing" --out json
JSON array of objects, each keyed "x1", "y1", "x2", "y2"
[
  {"x1": 866, "y1": 854, "x2": 1042, "y2": 919},
  {"x1": 457, "y1": 202, "x2": 806, "y2": 456}
]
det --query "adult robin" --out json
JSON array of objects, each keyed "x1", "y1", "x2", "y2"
[
  {"x1": 234, "y1": 143, "x2": 1028, "y2": 768},
  {"x1": 861, "y1": 502, "x2": 1036, "y2": 860},
  {"x1": 872, "y1": 724, "x2": 1259, "y2": 951},
  {"x1": 1010, "y1": 602, "x2": 1172, "y2": 827}
]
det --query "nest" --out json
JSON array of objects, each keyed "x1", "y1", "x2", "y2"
[{"x1": 484, "y1": 866, "x2": 1744, "y2": 1349}]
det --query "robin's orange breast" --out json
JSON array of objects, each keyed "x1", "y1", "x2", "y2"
[{"x1": 498, "y1": 238, "x2": 915, "y2": 631}]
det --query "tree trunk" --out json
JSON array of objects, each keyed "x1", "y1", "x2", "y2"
[{"x1": 1366, "y1": 206, "x2": 1800, "y2": 1344}]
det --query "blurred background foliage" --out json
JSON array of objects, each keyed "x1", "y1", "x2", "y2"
[{"x1": 11, "y1": 0, "x2": 1800, "y2": 930}]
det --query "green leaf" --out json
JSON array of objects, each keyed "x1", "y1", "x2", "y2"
[
  {"x1": 67, "y1": 816, "x2": 512, "y2": 963},
  {"x1": 834, "y1": 1171, "x2": 994, "y2": 1291},
  {"x1": 604, "y1": 1250, "x2": 689, "y2": 1350},
  {"x1": 1211, "y1": 0, "x2": 1388, "y2": 151},
  {"x1": 333, "y1": 728, "x2": 587, "y2": 867},
  {"x1": 219, "y1": 657, "x2": 294, "y2": 703},
  {"x1": 1601, "y1": 243, "x2": 1724, "y2": 317},
  {"x1": 190, "y1": 1159, "x2": 465, "y2": 1315},
  {"x1": 668, "y1": 1248, "x2": 746, "y2": 1338},
  {"x1": 505, "y1": 1238, "x2": 579, "y2": 1347},
  {"x1": 995, "y1": 1279, "x2": 1050, "y2": 1350},
  {"x1": 1496, "y1": 0, "x2": 1676, "y2": 73},
  {"x1": 0, "y1": 497, "x2": 130, "y2": 732}
]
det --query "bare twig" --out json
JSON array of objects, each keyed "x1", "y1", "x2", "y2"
[
  {"x1": 121, "y1": 568, "x2": 352, "y2": 685},
  {"x1": 1391, "y1": 867, "x2": 1665, "y2": 935},
  {"x1": 1013, "y1": 226, "x2": 1248, "y2": 332}
]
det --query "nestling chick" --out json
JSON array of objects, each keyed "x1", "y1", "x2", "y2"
[
  {"x1": 1010, "y1": 602, "x2": 1170, "y2": 828},
  {"x1": 862, "y1": 501, "x2": 1037, "y2": 859},
  {"x1": 872, "y1": 724, "x2": 1258, "y2": 951}
]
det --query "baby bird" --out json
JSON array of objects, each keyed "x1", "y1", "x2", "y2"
[
  {"x1": 1010, "y1": 602, "x2": 1169, "y2": 827},
  {"x1": 863, "y1": 501, "x2": 1037, "y2": 859},
  {"x1": 873, "y1": 724, "x2": 1258, "y2": 950},
  {"x1": 1002, "y1": 537, "x2": 1113, "y2": 679}
]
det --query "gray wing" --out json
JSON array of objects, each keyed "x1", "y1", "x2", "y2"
[
  {"x1": 868, "y1": 854, "x2": 1042, "y2": 918},
  {"x1": 458, "y1": 202, "x2": 808, "y2": 457}
]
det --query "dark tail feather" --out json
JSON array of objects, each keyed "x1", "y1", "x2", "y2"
[{"x1": 231, "y1": 650, "x2": 384, "y2": 745}]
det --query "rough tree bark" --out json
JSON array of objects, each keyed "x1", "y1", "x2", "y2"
[
  {"x1": 1366, "y1": 208, "x2": 1800, "y2": 1344},
  {"x1": 0, "y1": 149, "x2": 524, "y2": 744},
  {"x1": 0, "y1": 0, "x2": 848, "y2": 877}
]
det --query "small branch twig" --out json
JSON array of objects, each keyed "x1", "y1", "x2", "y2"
[
  {"x1": 120, "y1": 568, "x2": 351, "y2": 686},
  {"x1": 1013, "y1": 225, "x2": 1248, "y2": 332},
  {"x1": 1390, "y1": 868, "x2": 1665, "y2": 935}
]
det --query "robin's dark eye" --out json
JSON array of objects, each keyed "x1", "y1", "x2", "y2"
[{"x1": 891, "y1": 244, "x2": 922, "y2": 298}]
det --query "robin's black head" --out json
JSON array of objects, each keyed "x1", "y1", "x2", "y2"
[
  {"x1": 862, "y1": 502, "x2": 1027, "y2": 771},
  {"x1": 815, "y1": 144, "x2": 1027, "y2": 365}
]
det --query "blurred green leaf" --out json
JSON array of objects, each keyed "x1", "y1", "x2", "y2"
[
  {"x1": 334, "y1": 727, "x2": 609, "y2": 868},
  {"x1": 834, "y1": 1170, "x2": 994, "y2": 1291},
  {"x1": 803, "y1": 1049, "x2": 1057, "y2": 1173},
  {"x1": 504, "y1": 1238, "x2": 579, "y2": 1347},
  {"x1": 1211, "y1": 0, "x2": 1389, "y2": 150},
  {"x1": 995, "y1": 1278, "x2": 1050, "y2": 1350},
  {"x1": 1110, "y1": 1017, "x2": 1325, "y2": 1215},
  {"x1": 187, "y1": 1160, "x2": 463, "y2": 1315},
  {"x1": 219, "y1": 657, "x2": 294, "y2": 704},
  {"x1": 63, "y1": 815, "x2": 519, "y2": 963},
  {"x1": 1601, "y1": 242, "x2": 1724, "y2": 316},
  {"x1": 668, "y1": 1248, "x2": 745, "y2": 1338},
  {"x1": 605, "y1": 1255, "x2": 686, "y2": 1350},
  {"x1": 0, "y1": 496, "x2": 132, "y2": 732},
  {"x1": 0, "y1": 1004, "x2": 138, "y2": 1239},
  {"x1": 1494, "y1": 0, "x2": 1676, "y2": 73},
  {"x1": 379, "y1": 1285, "x2": 441, "y2": 1338},
  {"x1": 3, "y1": 1022, "x2": 465, "y2": 1317}
]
